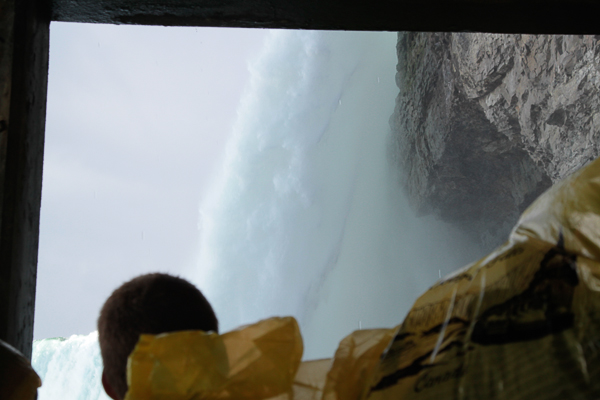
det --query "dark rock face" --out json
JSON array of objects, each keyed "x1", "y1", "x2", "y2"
[{"x1": 391, "y1": 33, "x2": 600, "y2": 250}]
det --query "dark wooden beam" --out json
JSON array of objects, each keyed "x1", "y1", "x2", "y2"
[
  {"x1": 0, "y1": 0, "x2": 50, "y2": 360},
  {"x1": 51, "y1": 0, "x2": 600, "y2": 34}
]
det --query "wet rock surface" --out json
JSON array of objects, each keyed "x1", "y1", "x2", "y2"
[{"x1": 391, "y1": 33, "x2": 600, "y2": 250}]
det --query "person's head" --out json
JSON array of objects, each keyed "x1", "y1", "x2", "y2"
[{"x1": 98, "y1": 273, "x2": 218, "y2": 400}]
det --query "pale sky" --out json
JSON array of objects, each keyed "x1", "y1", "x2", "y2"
[{"x1": 35, "y1": 22, "x2": 268, "y2": 339}]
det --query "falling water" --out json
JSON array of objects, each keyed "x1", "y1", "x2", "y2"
[
  {"x1": 194, "y1": 30, "x2": 481, "y2": 359},
  {"x1": 31, "y1": 30, "x2": 481, "y2": 399}
]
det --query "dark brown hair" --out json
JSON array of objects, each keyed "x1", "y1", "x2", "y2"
[{"x1": 98, "y1": 273, "x2": 218, "y2": 399}]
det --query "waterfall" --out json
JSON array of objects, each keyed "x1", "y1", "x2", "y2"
[
  {"x1": 31, "y1": 29, "x2": 481, "y2": 399},
  {"x1": 32, "y1": 333, "x2": 110, "y2": 400},
  {"x1": 193, "y1": 30, "x2": 480, "y2": 360}
]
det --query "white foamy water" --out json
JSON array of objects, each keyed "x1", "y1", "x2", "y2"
[
  {"x1": 32, "y1": 332, "x2": 110, "y2": 400},
  {"x1": 194, "y1": 30, "x2": 481, "y2": 359},
  {"x1": 31, "y1": 30, "x2": 482, "y2": 398}
]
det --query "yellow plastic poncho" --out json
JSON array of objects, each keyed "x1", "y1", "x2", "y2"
[{"x1": 125, "y1": 156, "x2": 600, "y2": 400}]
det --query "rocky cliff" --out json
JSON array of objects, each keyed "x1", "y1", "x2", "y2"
[{"x1": 391, "y1": 33, "x2": 600, "y2": 250}]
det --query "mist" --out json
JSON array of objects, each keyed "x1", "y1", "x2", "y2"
[
  {"x1": 33, "y1": 29, "x2": 485, "y2": 399},
  {"x1": 192, "y1": 29, "x2": 483, "y2": 360}
]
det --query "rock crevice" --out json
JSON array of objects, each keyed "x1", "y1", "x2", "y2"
[{"x1": 391, "y1": 33, "x2": 600, "y2": 249}]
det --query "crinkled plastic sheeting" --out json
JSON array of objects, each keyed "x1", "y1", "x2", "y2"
[
  {"x1": 368, "y1": 156, "x2": 600, "y2": 400},
  {"x1": 125, "y1": 157, "x2": 600, "y2": 400},
  {"x1": 125, "y1": 317, "x2": 395, "y2": 400}
]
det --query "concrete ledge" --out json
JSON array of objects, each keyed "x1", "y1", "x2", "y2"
[{"x1": 51, "y1": 0, "x2": 600, "y2": 34}]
